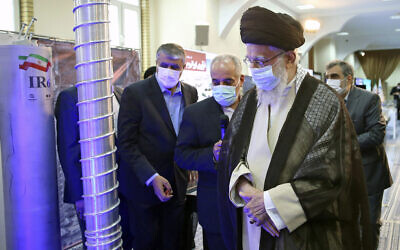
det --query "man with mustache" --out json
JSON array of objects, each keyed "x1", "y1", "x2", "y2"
[{"x1": 217, "y1": 6, "x2": 372, "y2": 250}]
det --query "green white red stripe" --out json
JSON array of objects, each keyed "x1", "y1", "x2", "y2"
[{"x1": 19, "y1": 54, "x2": 51, "y2": 72}]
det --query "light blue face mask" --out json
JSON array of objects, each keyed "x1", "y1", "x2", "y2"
[
  {"x1": 212, "y1": 85, "x2": 237, "y2": 107},
  {"x1": 250, "y1": 65, "x2": 279, "y2": 91}
]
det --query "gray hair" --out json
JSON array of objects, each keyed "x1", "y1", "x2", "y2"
[
  {"x1": 210, "y1": 54, "x2": 242, "y2": 77},
  {"x1": 326, "y1": 60, "x2": 354, "y2": 78},
  {"x1": 156, "y1": 43, "x2": 185, "y2": 63}
]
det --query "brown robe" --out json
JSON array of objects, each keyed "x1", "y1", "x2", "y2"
[{"x1": 217, "y1": 74, "x2": 372, "y2": 250}]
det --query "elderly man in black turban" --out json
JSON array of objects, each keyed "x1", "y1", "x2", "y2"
[{"x1": 217, "y1": 6, "x2": 372, "y2": 250}]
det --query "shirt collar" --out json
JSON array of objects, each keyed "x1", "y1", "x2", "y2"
[{"x1": 155, "y1": 72, "x2": 182, "y2": 95}]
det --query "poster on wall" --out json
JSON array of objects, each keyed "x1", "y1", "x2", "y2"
[{"x1": 181, "y1": 49, "x2": 216, "y2": 101}]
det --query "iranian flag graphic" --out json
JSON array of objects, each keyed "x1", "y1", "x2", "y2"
[{"x1": 19, "y1": 54, "x2": 51, "y2": 72}]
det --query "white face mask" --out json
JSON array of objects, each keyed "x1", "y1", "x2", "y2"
[
  {"x1": 212, "y1": 85, "x2": 237, "y2": 107},
  {"x1": 326, "y1": 78, "x2": 346, "y2": 94},
  {"x1": 249, "y1": 65, "x2": 279, "y2": 91},
  {"x1": 157, "y1": 66, "x2": 181, "y2": 89}
]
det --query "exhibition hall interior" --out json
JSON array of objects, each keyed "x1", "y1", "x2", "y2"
[{"x1": 0, "y1": 0, "x2": 400, "y2": 249}]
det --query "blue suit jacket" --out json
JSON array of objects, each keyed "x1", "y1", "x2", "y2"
[
  {"x1": 117, "y1": 76, "x2": 198, "y2": 204},
  {"x1": 346, "y1": 86, "x2": 392, "y2": 194},
  {"x1": 175, "y1": 97, "x2": 224, "y2": 234},
  {"x1": 55, "y1": 86, "x2": 123, "y2": 203},
  {"x1": 55, "y1": 86, "x2": 83, "y2": 203}
]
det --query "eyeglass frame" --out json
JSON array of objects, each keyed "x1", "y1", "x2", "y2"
[{"x1": 243, "y1": 51, "x2": 285, "y2": 68}]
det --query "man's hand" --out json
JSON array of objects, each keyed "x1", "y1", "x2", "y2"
[
  {"x1": 151, "y1": 175, "x2": 173, "y2": 202},
  {"x1": 188, "y1": 170, "x2": 198, "y2": 183},
  {"x1": 213, "y1": 140, "x2": 222, "y2": 162},
  {"x1": 239, "y1": 182, "x2": 279, "y2": 237},
  {"x1": 75, "y1": 199, "x2": 85, "y2": 220}
]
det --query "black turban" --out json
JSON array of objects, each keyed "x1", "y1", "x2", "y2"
[{"x1": 240, "y1": 6, "x2": 305, "y2": 51}]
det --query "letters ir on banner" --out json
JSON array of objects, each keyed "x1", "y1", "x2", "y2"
[{"x1": 17, "y1": 47, "x2": 53, "y2": 102}]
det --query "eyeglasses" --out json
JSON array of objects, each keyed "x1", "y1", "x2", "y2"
[{"x1": 243, "y1": 51, "x2": 285, "y2": 67}]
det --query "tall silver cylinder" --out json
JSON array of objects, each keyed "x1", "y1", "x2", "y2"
[
  {"x1": 73, "y1": 0, "x2": 122, "y2": 249},
  {"x1": 0, "y1": 45, "x2": 61, "y2": 249}
]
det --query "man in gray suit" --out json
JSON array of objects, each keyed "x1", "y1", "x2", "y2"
[{"x1": 326, "y1": 60, "x2": 392, "y2": 249}]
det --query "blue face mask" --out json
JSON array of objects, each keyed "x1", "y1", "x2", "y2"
[
  {"x1": 249, "y1": 65, "x2": 279, "y2": 91},
  {"x1": 212, "y1": 85, "x2": 237, "y2": 107}
]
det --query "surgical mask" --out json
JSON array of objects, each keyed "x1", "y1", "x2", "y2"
[
  {"x1": 249, "y1": 65, "x2": 279, "y2": 91},
  {"x1": 212, "y1": 85, "x2": 237, "y2": 107},
  {"x1": 157, "y1": 66, "x2": 181, "y2": 89},
  {"x1": 326, "y1": 79, "x2": 346, "y2": 94}
]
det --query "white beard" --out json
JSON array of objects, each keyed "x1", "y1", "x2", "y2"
[{"x1": 257, "y1": 58, "x2": 289, "y2": 106}]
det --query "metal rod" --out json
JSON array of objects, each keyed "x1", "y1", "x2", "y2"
[
  {"x1": 72, "y1": 0, "x2": 122, "y2": 248},
  {"x1": 24, "y1": 17, "x2": 37, "y2": 39}
]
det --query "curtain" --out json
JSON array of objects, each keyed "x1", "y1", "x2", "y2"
[{"x1": 356, "y1": 49, "x2": 400, "y2": 93}]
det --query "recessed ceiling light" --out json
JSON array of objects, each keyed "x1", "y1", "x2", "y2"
[
  {"x1": 304, "y1": 19, "x2": 320, "y2": 32},
  {"x1": 390, "y1": 14, "x2": 400, "y2": 19},
  {"x1": 297, "y1": 4, "x2": 315, "y2": 10},
  {"x1": 382, "y1": 0, "x2": 393, "y2": 2},
  {"x1": 337, "y1": 32, "x2": 349, "y2": 36},
  {"x1": 396, "y1": 28, "x2": 400, "y2": 32}
]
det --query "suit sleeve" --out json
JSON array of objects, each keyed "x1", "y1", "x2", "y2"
[
  {"x1": 357, "y1": 94, "x2": 386, "y2": 150},
  {"x1": 117, "y1": 86, "x2": 157, "y2": 186},
  {"x1": 55, "y1": 90, "x2": 83, "y2": 203},
  {"x1": 175, "y1": 107, "x2": 216, "y2": 172}
]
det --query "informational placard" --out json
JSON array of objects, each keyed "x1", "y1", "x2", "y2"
[{"x1": 181, "y1": 49, "x2": 216, "y2": 101}]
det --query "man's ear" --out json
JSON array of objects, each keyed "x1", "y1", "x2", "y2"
[
  {"x1": 347, "y1": 75, "x2": 353, "y2": 85},
  {"x1": 239, "y1": 74, "x2": 245, "y2": 87},
  {"x1": 286, "y1": 51, "x2": 296, "y2": 64}
]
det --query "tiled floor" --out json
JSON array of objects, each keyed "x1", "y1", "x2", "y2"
[{"x1": 378, "y1": 120, "x2": 400, "y2": 250}]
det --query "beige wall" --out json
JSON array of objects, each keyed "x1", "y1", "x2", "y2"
[
  {"x1": 313, "y1": 37, "x2": 336, "y2": 74},
  {"x1": 148, "y1": 0, "x2": 247, "y2": 72},
  {"x1": 33, "y1": 0, "x2": 74, "y2": 40}
]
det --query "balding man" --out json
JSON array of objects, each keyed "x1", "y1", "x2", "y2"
[
  {"x1": 175, "y1": 55, "x2": 244, "y2": 250},
  {"x1": 217, "y1": 6, "x2": 372, "y2": 250}
]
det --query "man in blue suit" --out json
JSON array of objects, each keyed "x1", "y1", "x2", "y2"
[
  {"x1": 175, "y1": 54, "x2": 244, "y2": 250},
  {"x1": 117, "y1": 43, "x2": 198, "y2": 250}
]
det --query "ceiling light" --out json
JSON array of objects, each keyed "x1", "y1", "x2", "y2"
[
  {"x1": 359, "y1": 51, "x2": 365, "y2": 56},
  {"x1": 297, "y1": 4, "x2": 315, "y2": 10},
  {"x1": 396, "y1": 28, "x2": 400, "y2": 32},
  {"x1": 337, "y1": 32, "x2": 349, "y2": 36},
  {"x1": 390, "y1": 14, "x2": 400, "y2": 19},
  {"x1": 304, "y1": 19, "x2": 320, "y2": 32},
  {"x1": 382, "y1": 0, "x2": 393, "y2": 2}
]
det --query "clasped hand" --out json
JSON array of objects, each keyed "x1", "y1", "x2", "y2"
[
  {"x1": 151, "y1": 175, "x2": 173, "y2": 202},
  {"x1": 237, "y1": 178, "x2": 280, "y2": 237}
]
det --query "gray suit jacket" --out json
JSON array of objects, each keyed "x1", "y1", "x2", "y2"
[{"x1": 346, "y1": 86, "x2": 392, "y2": 194}]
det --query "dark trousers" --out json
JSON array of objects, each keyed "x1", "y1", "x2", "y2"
[
  {"x1": 181, "y1": 195, "x2": 198, "y2": 250},
  {"x1": 74, "y1": 205, "x2": 87, "y2": 250},
  {"x1": 368, "y1": 192, "x2": 384, "y2": 250},
  {"x1": 127, "y1": 197, "x2": 185, "y2": 250},
  {"x1": 119, "y1": 194, "x2": 134, "y2": 250},
  {"x1": 203, "y1": 230, "x2": 228, "y2": 250}
]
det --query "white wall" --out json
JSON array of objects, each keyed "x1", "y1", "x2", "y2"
[
  {"x1": 148, "y1": 0, "x2": 247, "y2": 72},
  {"x1": 313, "y1": 37, "x2": 336, "y2": 74},
  {"x1": 33, "y1": 0, "x2": 74, "y2": 40},
  {"x1": 148, "y1": 0, "x2": 295, "y2": 75}
]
